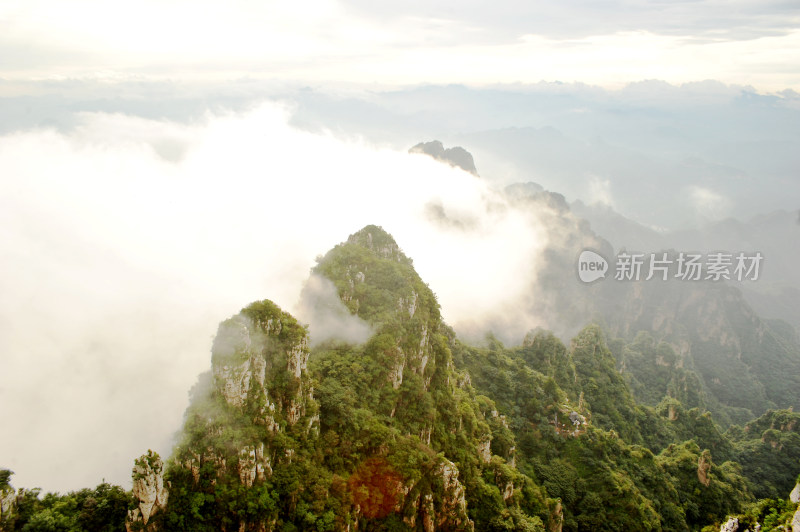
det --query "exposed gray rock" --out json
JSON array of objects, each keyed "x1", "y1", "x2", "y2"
[
  {"x1": 421, "y1": 493, "x2": 435, "y2": 532},
  {"x1": 410, "y1": 140, "x2": 479, "y2": 176},
  {"x1": 437, "y1": 459, "x2": 474, "y2": 531},
  {"x1": 127, "y1": 451, "x2": 169, "y2": 531},
  {"x1": 1, "y1": 489, "x2": 16, "y2": 523},
  {"x1": 478, "y1": 438, "x2": 492, "y2": 464},
  {"x1": 287, "y1": 339, "x2": 309, "y2": 379},
  {"x1": 237, "y1": 443, "x2": 271, "y2": 487},
  {"x1": 212, "y1": 312, "x2": 311, "y2": 428},
  {"x1": 719, "y1": 517, "x2": 738, "y2": 532},
  {"x1": 398, "y1": 291, "x2": 418, "y2": 318},
  {"x1": 697, "y1": 450, "x2": 712, "y2": 487},
  {"x1": 388, "y1": 352, "x2": 405, "y2": 389},
  {"x1": 502, "y1": 481, "x2": 514, "y2": 502},
  {"x1": 215, "y1": 356, "x2": 255, "y2": 408},
  {"x1": 549, "y1": 500, "x2": 563, "y2": 532},
  {"x1": 569, "y1": 411, "x2": 586, "y2": 426}
]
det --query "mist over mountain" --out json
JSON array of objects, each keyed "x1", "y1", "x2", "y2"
[
  {"x1": 2, "y1": 84, "x2": 800, "y2": 531},
  {"x1": 286, "y1": 82, "x2": 800, "y2": 230},
  {"x1": 2, "y1": 79, "x2": 797, "y2": 230},
  {"x1": 7, "y1": 224, "x2": 800, "y2": 531},
  {"x1": 409, "y1": 141, "x2": 478, "y2": 176},
  {"x1": 572, "y1": 202, "x2": 800, "y2": 335},
  {"x1": 2, "y1": 0, "x2": 800, "y2": 526},
  {"x1": 0, "y1": 105, "x2": 554, "y2": 493}
]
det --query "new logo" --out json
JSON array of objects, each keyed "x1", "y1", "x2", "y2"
[{"x1": 577, "y1": 250, "x2": 609, "y2": 283}]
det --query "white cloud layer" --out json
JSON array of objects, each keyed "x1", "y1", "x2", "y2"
[
  {"x1": 0, "y1": 103, "x2": 548, "y2": 492},
  {"x1": 688, "y1": 185, "x2": 733, "y2": 221},
  {"x1": 0, "y1": 0, "x2": 799, "y2": 90}
]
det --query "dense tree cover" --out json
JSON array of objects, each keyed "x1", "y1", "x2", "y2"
[
  {"x1": 609, "y1": 331, "x2": 707, "y2": 411},
  {"x1": 4, "y1": 225, "x2": 800, "y2": 531},
  {"x1": 726, "y1": 409, "x2": 800, "y2": 500},
  {"x1": 149, "y1": 226, "x2": 553, "y2": 531},
  {"x1": 728, "y1": 495, "x2": 798, "y2": 531},
  {"x1": 0, "y1": 472, "x2": 131, "y2": 532},
  {"x1": 454, "y1": 327, "x2": 761, "y2": 530}
]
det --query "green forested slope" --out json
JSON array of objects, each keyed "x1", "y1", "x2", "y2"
[{"x1": 3, "y1": 225, "x2": 800, "y2": 532}]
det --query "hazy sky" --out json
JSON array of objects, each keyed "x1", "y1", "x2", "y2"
[{"x1": 1, "y1": 0, "x2": 799, "y2": 90}]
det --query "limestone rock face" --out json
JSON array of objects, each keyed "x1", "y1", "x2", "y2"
[
  {"x1": 212, "y1": 316, "x2": 257, "y2": 407},
  {"x1": 237, "y1": 443, "x2": 271, "y2": 487},
  {"x1": 322, "y1": 226, "x2": 442, "y2": 398},
  {"x1": 1, "y1": 489, "x2": 16, "y2": 523},
  {"x1": 126, "y1": 451, "x2": 169, "y2": 531},
  {"x1": 437, "y1": 459, "x2": 473, "y2": 531},
  {"x1": 791, "y1": 481, "x2": 800, "y2": 503},
  {"x1": 697, "y1": 450, "x2": 712, "y2": 487},
  {"x1": 421, "y1": 493, "x2": 435, "y2": 532},
  {"x1": 287, "y1": 342, "x2": 309, "y2": 379},
  {"x1": 215, "y1": 355, "x2": 256, "y2": 408},
  {"x1": 346, "y1": 228, "x2": 404, "y2": 262},
  {"x1": 182, "y1": 446, "x2": 228, "y2": 484},
  {"x1": 719, "y1": 517, "x2": 738, "y2": 532},
  {"x1": 478, "y1": 438, "x2": 492, "y2": 464},
  {"x1": 211, "y1": 307, "x2": 312, "y2": 429},
  {"x1": 793, "y1": 507, "x2": 800, "y2": 532},
  {"x1": 502, "y1": 481, "x2": 515, "y2": 502},
  {"x1": 388, "y1": 350, "x2": 405, "y2": 389},
  {"x1": 165, "y1": 300, "x2": 318, "y2": 513},
  {"x1": 548, "y1": 500, "x2": 564, "y2": 532},
  {"x1": 408, "y1": 458, "x2": 473, "y2": 532},
  {"x1": 668, "y1": 403, "x2": 679, "y2": 421}
]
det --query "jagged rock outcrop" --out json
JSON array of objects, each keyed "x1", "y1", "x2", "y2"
[
  {"x1": 478, "y1": 438, "x2": 492, "y2": 464},
  {"x1": 211, "y1": 307, "x2": 312, "y2": 429},
  {"x1": 548, "y1": 500, "x2": 564, "y2": 532},
  {"x1": 237, "y1": 443, "x2": 271, "y2": 487},
  {"x1": 793, "y1": 506, "x2": 800, "y2": 532},
  {"x1": 401, "y1": 458, "x2": 473, "y2": 532},
  {"x1": 124, "y1": 226, "x2": 556, "y2": 530},
  {"x1": 182, "y1": 446, "x2": 228, "y2": 483},
  {"x1": 0, "y1": 490, "x2": 16, "y2": 524},
  {"x1": 698, "y1": 450, "x2": 712, "y2": 487},
  {"x1": 668, "y1": 402, "x2": 680, "y2": 421},
  {"x1": 436, "y1": 459, "x2": 473, "y2": 530},
  {"x1": 126, "y1": 451, "x2": 169, "y2": 531},
  {"x1": 409, "y1": 140, "x2": 479, "y2": 176},
  {"x1": 316, "y1": 226, "x2": 443, "y2": 395},
  {"x1": 346, "y1": 227, "x2": 404, "y2": 262},
  {"x1": 791, "y1": 481, "x2": 800, "y2": 503},
  {"x1": 154, "y1": 299, "x2": 319, "y2": 531},
  {"x1": 719, "y1": 517, "x2": 738, "y2": 532}
]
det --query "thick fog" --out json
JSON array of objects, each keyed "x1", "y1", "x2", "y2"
[
  {"x1": 0, "y1": 103, "x2": 551, "y2": 492},
  {"x1": 296, "y1": 274, "x2": 374, "y2": 347}
]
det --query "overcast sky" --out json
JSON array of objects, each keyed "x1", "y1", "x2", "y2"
[{"x1": 1, "y1": 0, "x2": 799, "y2": 91}]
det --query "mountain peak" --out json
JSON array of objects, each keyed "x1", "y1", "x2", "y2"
[
  {"x1": 313, "y1": 225, "x2": 436, "y2": 329},
  {"x1": 409, "y1": 140, "x2": 479, "y2": 176},
  {"x1": 345, "y1": 224, "x2": 407, "y2": 264}
]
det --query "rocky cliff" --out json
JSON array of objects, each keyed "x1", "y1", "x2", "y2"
[
  {"x1": 409, "y1": 141, "x2": 479, "y2": 176},
  {"x1": 126, "y1": 225, "x2": 553, "y2": 531}
]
